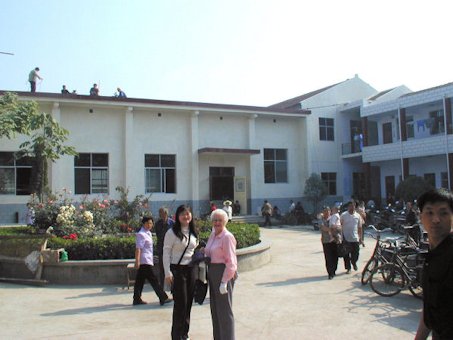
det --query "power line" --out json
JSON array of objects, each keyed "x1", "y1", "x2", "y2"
[{"x1": 0, "y1": 51, "x2": 14, "y2": 56}]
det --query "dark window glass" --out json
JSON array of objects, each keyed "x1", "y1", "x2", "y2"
[
  {"x1": 0, "y1": 152, "x2": 14, "y2": 166},
  {"x1": 92, "y1": 153, "x2": 108, "y2": 167},
  {"x1": 145, "y1": 154, "x2": 160, "y2": 167},
  {"x1": 75, "y1": 168, "x2": 90, "y2": 194},
  {"x1": 16, "y1": 167, "x2": 32, "y2": 195},
  {"x1": 264, "y1": 149, "x2": 274, "y2": 160},
  {"x1": 264, "y1": 161, "x2": 275, "y2": 183},
  {"x1": 74, "y1": 153, "x2": 90, "y2": 166},
  {"x1": 161, "y1": 154, "x2": 175, "y2": 167},
  {"x1": 165, "y1": 169, "x2": 176, "y2": 193},
  {"x1": 16, "y1": 155, "x2": 33, "y2": 166}
]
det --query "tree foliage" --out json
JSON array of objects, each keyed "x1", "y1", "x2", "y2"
[
  {"x1": 0, "y1": 92, "x2": 77, "y2": 198},
  {"x1": 395, "y1": 176, "x2": 434, "y2": 202},
  {"x1": 303, "y1": 173, "x2": 328, "y2": 213}
]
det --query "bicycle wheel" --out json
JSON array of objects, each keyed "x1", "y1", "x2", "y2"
[
  {"x1": 361, "y1": 258, "x2": 378, "y2": 285},
  {"x1": 370, "y1": 263, "x2": 405, "y2": 297},
  {"x1": 408, "y1": 283, "x2": 423, "y2": 299}
]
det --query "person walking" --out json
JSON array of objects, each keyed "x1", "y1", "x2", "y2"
[
  {"x1": 155, "y1": 207, "x2": 174, "y2": 289},
  {"x1": 28, "y1": 67, "x2": 42, "y2": 92},
  {"x1": 261, "y1": 200, "x2": 273, "y2": 227},
  {"x1": 132, "y1": 216, "x2": 172, "y2": 306},
  {"x1": 340, "y1": 201, "x2": 363, "y2": 273},
  {"x1": 163, "y1": 205, "x2": 199, "y2": 340},
  {"x1": 205, "y1": 208, "x2": 237, "y2": 340},
  {"x1": 320, "y1": 206, "x2": 341, "y2": 279},
  {"x1": 415, "y1": 189, "x2": 453, "y2": 339}
]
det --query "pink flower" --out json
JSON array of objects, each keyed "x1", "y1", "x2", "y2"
[{"x1": 79, "y1": 205, "x2": 84, "y2": 210}]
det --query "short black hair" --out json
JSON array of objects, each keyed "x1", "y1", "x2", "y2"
[
  {"x1": 417, "y1": 188, "x2": 453, "y2": 212},
  {"x1": 141, "y1": 216, "x2": 153, "y2": 224}
]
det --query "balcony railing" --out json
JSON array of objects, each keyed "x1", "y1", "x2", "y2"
[{"x1": 342, "y1": 142, "x2": 362, "y2": 155}]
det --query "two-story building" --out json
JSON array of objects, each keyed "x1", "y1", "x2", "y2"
[{"x1": 0, "y1": 91, "x2": 310, "y2": 223}]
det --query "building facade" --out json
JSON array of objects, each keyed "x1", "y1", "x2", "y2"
[
  {"x1": 2, "y1": 77, "x2": 452, "y2": 224},
  {"x1": 0, "y1": 92, "x2": 310, "y2": 223}
]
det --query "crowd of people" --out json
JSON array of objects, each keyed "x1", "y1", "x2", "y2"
[
  {"x1": 133, "y1": 204, "x2": 237, "y2": 340},
  {"x1": 27, "y1": 66, "x2": 127, "y2": 98}
]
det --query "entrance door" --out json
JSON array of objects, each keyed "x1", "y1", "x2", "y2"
[{"x1": 209, "y1": 167, "x2": 234, "y2": 201}]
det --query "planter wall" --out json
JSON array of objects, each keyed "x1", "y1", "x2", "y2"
[{"x1": 41, "y1": 240, "x2": 271, "y2": 285}]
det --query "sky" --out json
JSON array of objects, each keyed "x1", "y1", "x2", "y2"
[{"x1": 1, "y1": 0, "x2": 453, "y2": 107}]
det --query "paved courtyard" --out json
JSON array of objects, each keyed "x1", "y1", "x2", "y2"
[{"x1": 0, "y1": 225, "x2": 422, "y2": 339}]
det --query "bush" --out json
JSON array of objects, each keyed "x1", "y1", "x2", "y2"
[{"x1": 2, "y1": 221, "x2": 261, "y2": 260}]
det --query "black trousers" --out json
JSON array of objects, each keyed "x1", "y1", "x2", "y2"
[
  {"x1": 263, "y1": 213, "x2": 271, "y2": 226},
  {"x1": 322, "y1": 242, "x2": 338, "y2": 277},
  {"x1": 133, "y1": 264, "x2": 168, "y2": 303},
  {"x1": 157, "y1": 254, "x2": 165, "y2": 289},
  {"x1": 30, "y1": 81, "x2": 36, "y2": 92},
  {"x1": 342, "y1": 241, "x2": 360, "y2": 270},
  {"x1": 170, "y1": 264, "x2": 196, "y2": 340}
]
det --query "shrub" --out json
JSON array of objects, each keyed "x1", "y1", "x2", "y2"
[{"x1": 3, "y1": 221, "x2": 261, "y2": 260}]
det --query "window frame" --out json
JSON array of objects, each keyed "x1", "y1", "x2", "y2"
[
  {"x1": 144, "y1": 154, "x2": 176, "y2": 193},
  {"x1": 74, "y1": 153, "x2": 109, "y2": 195},
  {"x1": 0, "y1": 152, "x2": 32, "y2": 195},
  {"x1": 263, "y1": 148, "x2": 288, "y2": 183},
  {"x1": 319, "y1": 117, "x2": 335, "y2": 141},
  {"x1": 321, "y1": 172, "x2": 337, "y2": 195}
]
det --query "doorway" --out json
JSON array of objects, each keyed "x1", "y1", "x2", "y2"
[{"x1": 209, "y1": 167, "x2": 234, "y2": 201}]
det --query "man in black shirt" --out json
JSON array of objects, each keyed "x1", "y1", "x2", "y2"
[
  {"x1": 415, "y1": 189, "x2": 453, "y2": 339},
  {"x1": 154, "y1": 207, "x2": 174, "y2": 288}
]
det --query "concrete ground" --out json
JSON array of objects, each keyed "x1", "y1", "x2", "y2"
[{"x1": 0, "y1": 225, "x2": 423, "y2": 340}]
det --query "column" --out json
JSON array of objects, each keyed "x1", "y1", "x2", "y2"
[
  {"x1": 191, "y1": 111, "x2": 200, "y2": 215},
  {"x1": 50, "y1": 102, "x2": 61, "y2": 192},
  {"x1": 400, "y1": 108, "x2": 407, "y2": 141},
  {"x1": 402, "y1": 158, "x2": 409, "y2": 180},
  {"x1": 124, "y1": 107, "x2": 134, "y2": 191},
  {"x1": 248, "y1": 114, "x2": 258, "y2": 215}
]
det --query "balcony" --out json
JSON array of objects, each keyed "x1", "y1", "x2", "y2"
[{"x1": 341, "y1": 141, "x2": 362, "y2": 156}]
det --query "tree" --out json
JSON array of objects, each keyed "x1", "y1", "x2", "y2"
[
  {"x1": 0, "y1": 92, "x2": 77, "y2": 199},
  {"x1": 304, "y1": 173, "x2": 328, "y2": 214},
  {"x1": 395, "y1": 176, "x2": 434, "y2": 203}
]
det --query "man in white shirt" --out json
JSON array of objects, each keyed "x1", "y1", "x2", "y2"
[{"x1": 340, "y1": 201, "x2": 363, "y2": 273}]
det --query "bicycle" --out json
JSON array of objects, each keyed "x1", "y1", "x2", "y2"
[
  {"x1": 361, "y1": 225, "x2": 398, "y2": 285},
  {"x1": 369, "y1": 241, "x2": 426, "y2": 298}
]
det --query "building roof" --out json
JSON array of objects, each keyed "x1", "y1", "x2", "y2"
[
  {"x1": 0, "y1": 90, "x2": 311, "y2": 116},
  {"x1": 367, "y1": 88, "x2": 394, "y2": 101},
  {"x1": 268, "y1": 81, "x2": 343, "y2": 110},
  {"x1": 400, "y1": 82, "x2": 453, "y2": 98}
]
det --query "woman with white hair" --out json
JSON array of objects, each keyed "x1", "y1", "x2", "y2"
[{"x1": 205, "y1": 208, "x2": 237, "y2": 340}]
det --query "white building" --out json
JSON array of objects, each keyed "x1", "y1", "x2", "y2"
[
  {"x1": 3, "y1": 77, "x2": 451, "y2": 223},
  {"x1": 0, "y1": 91, "x2": 310, "y2": 223}
]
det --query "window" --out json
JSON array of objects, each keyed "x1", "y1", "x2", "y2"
[
  {"x1": 321, "y1": 172, "x2": 337, "y2": 195},
  {"x1": 74, "y1": 153, "x2": 109, "y2": 194},
  {"x1": 145, "y1": 154, "x2": 176, "y2": 193},
  {"x1": 319, "y1": 118, "x2": 334, "y2": 141},
  {"x1": 0, "y1": 152, "x2": 33, "y2": 195},
  {"x1": 264, "y1": 148, "x2": 288, "y2": 183},
  {"x1": 406, "y1": 116, "x2": 414, "y2": 139},
  {"x1": 429, "y1": 110, "x2": 445, "y2": 135}
]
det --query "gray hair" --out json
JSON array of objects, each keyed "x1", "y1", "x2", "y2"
[{"x1": 210, "y1": 208, "x2": 228, "y2": 223}]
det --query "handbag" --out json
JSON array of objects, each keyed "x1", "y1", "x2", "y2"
[{"x1": 337, "y1": 241, "x2": 349, "y2": 258}]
